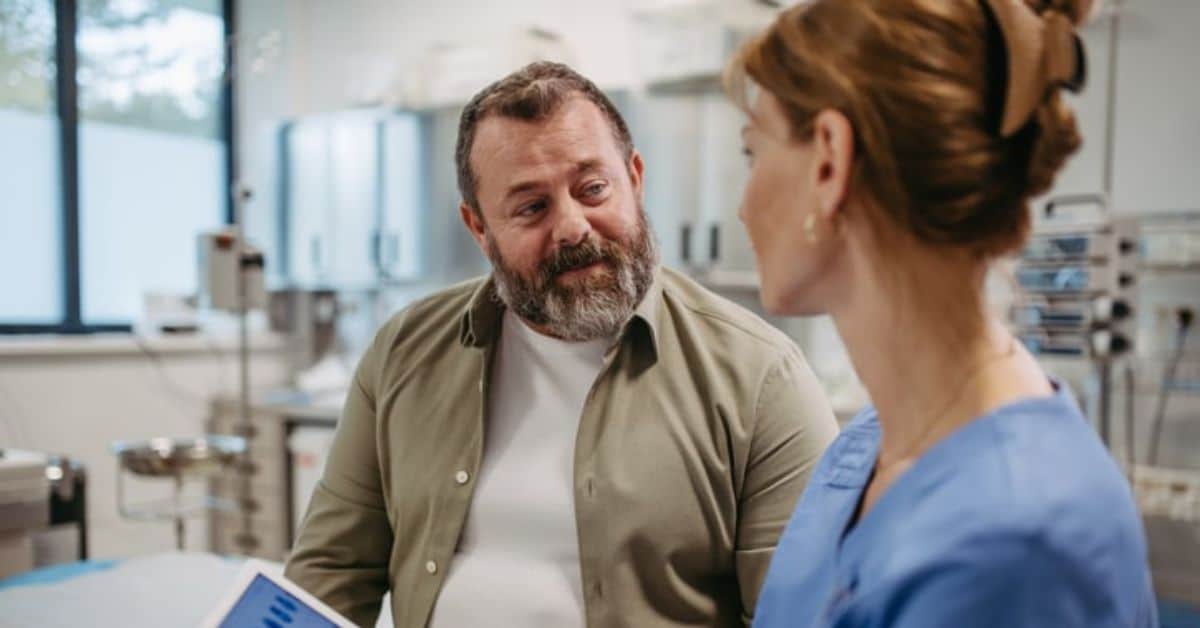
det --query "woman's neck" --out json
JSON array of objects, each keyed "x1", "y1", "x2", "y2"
[{"x1": 828, "y1": 244, "x2": 1048, "y2": 466}]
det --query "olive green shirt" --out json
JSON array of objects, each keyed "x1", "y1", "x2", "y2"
[{"x1": 284, "y1": 267, "x2": 838, "y2": 627}]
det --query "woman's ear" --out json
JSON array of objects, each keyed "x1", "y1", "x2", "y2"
[{"x1": 809, "y1": 108, "x2": 855, "y2": 220}]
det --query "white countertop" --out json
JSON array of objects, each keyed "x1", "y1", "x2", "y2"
[{"x1": 0, "y1": 331, "x2": 288, "y2": 358}]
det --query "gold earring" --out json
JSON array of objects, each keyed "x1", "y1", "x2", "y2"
[{"x1": 804, "y1": 213, "x2": 818, "y2": 244}]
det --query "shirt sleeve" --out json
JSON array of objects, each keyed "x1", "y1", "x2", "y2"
[
  {"x1": 852, "y1": 529, "x2": 1148, "y2": 628},
  {"x1": 283, "y1": 321, "x2": 397, "y2": 627},
  {"x1": 735, "y1": 348, "x2": 840, "y2": 625}
]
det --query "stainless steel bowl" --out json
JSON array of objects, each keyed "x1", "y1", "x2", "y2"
[{"x1": 110, "y1": 435, "x2": 246, "y2": 477}]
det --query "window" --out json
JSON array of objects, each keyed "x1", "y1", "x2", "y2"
[
  {"x1": 0, "y1": 0, "x2": 61, "y2": 324},
  {"x1": 0, "y1": 0, "x2": 232, "y2": 333}
]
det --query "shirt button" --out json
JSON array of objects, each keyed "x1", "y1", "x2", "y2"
[
  {"x1": 425, "y1": 560, "x2": 438, "y2": 575},
  {"x1": 455, "y1": 470, "x2": 470, "y2": 485}
]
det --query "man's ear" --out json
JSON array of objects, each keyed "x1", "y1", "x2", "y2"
[
  {"x1": 628, "y1": 149, "x2": 645, "y2": 198},
  {"x1": 460, "y1": 202, "x2": 488, "y2": 254}
]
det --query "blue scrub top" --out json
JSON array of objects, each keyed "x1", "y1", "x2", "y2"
[{"x1": 754, "y1": 382, "x2": 1157, "y2": 628}]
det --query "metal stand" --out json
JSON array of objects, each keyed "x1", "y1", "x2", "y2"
[
  {"x1": 47, "y1": 457, "x2": 88, "y2": 560},
  {"x1": 1098, "y1": 359, "x2": 1113, "y2": 448},
  {"x1": 112, "y1": 435, "x2": 245, "y2": 551},
  {"x1": 231, "y1": 182, "x2": 260, "y2": 555}
]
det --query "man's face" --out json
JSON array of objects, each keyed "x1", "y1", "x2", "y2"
[{"x1": 461, "y1": 96, "x2": 658, "y2": 341}]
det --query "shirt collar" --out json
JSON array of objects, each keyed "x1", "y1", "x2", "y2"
[{"x1": 458, "y1": 269, "x2": 663, "y2": 366}]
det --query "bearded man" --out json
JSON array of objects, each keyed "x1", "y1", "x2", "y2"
[{"x1": 285, "y1": 62, "x2": 838, "y2": 628}]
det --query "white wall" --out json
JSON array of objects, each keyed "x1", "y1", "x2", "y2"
[
  {"x1": 231, "y1": 0, "x2": 1200, "y2": 426},
  {"x1": 1110, "y1": 0, "x2": 1200, "y2": 214},
  {"x1": 247, "y1": 0, "x2": 641, "y2": 113},
  {"x1": 234, "y1": 0, "x2": 648, "y2": 278},
  {"x1": 1025, "y1": 1, "x2": 1200, "y2": 216},
  {"x1": 0, "y1": 335, "x2": 289, "y2": 559}
]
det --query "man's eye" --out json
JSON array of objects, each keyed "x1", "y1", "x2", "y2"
[
  {"x1": 583, "y1": 182, "x2": 607, "y2": 197},
  {"x1": 741, "y1": 146, "x2": 754, "y2": 163},
  {"x1": 518, "y1": 201, "x2": 546, "y2": 216}
]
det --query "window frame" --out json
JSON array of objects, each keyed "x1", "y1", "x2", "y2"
[{"x1": 0, "y1": 0, "x2": 237, "y2": 335}]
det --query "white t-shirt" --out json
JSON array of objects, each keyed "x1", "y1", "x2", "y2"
[{"x1": 428, "y1": 311, "x2": 611, "y2": 628}]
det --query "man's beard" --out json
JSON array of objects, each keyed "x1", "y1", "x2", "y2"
[{"x1": 486, "y1": 208, "x2": 659, "y2": 342}]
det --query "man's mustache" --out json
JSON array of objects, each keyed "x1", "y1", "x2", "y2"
[{"x1": 539, "y1": 239, "x2": 613, "y2": 282}]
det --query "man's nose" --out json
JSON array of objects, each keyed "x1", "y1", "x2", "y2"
[{"x1": 552, "y1": 199, "x2": 591, "y2": 248}]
